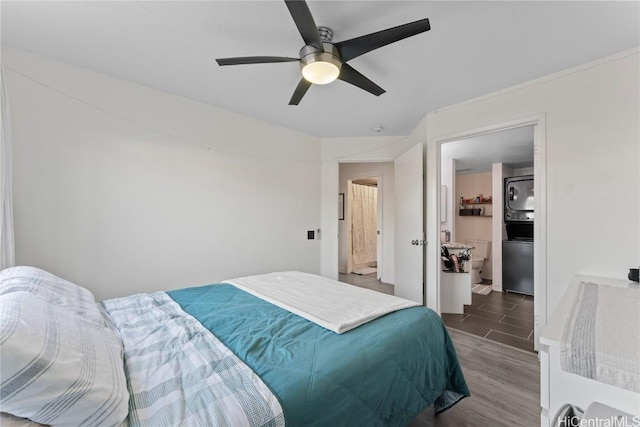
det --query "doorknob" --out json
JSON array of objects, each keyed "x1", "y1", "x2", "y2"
[{"x1": 411, "y1": 240, "x2": 427, "y2": 246}]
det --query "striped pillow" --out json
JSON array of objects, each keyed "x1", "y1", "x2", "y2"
[
  {"x1": 0, "y1": 292, "x2": 129, "y2": 426},
  {"x1": 0, "y1": 266, "x2": 105, "y2": 326}
]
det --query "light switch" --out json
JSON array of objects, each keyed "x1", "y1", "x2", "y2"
[{"x1": 307, "y1": 230, "x2": 315, "y2": 240}]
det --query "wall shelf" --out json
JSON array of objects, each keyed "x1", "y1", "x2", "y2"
[
  {"x1": 459, "y1": 196, "x2": 493, "y2": 217},
  {"x1": 459, "y1": 210, "x2": 492, "y2": 217}
]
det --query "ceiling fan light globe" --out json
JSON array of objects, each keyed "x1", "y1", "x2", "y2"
[
  {"x1": 299, "y1": 46, "x2": 342, "y2": 85},
  {"x1": 302, "y1": 61, "x2": 340, "y2": 84}
]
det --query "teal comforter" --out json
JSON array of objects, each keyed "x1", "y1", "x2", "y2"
[{"x1": 168, "y1": 284, "x2": 469, "y2": 427}]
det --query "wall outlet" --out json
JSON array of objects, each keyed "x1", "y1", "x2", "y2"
[{"x1": 307, "y1": 230, "x2": 315, "y2": 240}]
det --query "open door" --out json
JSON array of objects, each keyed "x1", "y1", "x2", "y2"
[
  {"x1": 394, "y1": 143, "x2": 424, "y2": 304},
  {"x1": 376, "y1": 177, "x2": 383, "y2": 280}
]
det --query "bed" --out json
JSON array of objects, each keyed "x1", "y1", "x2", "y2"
[{"x1": 0, "y1": 267, "x2": 469, "y2": 427}]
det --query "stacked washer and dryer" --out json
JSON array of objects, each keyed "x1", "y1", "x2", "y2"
[{"x1": 503, "y1": 175, "x2": 534, "y2": 295}]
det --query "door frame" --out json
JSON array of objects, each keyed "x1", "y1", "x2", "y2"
[{"x1": 426, "y1": 114, "x2": 547, "y2": 350}]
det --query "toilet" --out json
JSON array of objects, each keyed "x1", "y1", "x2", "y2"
[{"x1": 467, "y1": 240, "x2": 490, "y2": 284}]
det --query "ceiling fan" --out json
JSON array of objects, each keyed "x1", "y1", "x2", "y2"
[{"x1": 216, "y1": 0, "x2": 430, "y2": 105}]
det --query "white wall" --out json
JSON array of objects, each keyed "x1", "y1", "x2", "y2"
[
  {"x1": 513, "y1": 167, "x2": 534, "y2": 176},
  {"x1": 427, "y1": 48, "x2": 640, "y2": 322},
  {"x1": 4, "y1": 47, "x2": 322, "y2": 300},
  {"x1": 491, "y1": 163, "x2": 513, "y2": 292},
  {"x1": 455, "y1": 172, "x2": 493, "y2": 279},
  {"x1": 339, "y1": 162, "x2": 394, "y2": 283},
  {"x1": 440, "y1": 157, "x2": 455, "y2": 240}
]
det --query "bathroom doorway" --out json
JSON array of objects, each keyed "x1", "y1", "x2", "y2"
[
  {"x1": 349, "y1": 177, "x2": 380, "y2": 276},
  {"x1": 338, "y1": 162, "x2": 394, "y2": 285},
  {"x1": 438, "y1": 125, "x2": 536, "y2": 352}
]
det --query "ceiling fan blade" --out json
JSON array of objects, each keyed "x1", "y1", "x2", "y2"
[
  {"x1": 216, "y1": 56, "x2": 299, "y2": 66},
  {"x1": 338, "y1": 64, "x2": 385, "y2": 96},
  {"x1": 335, "y1": 18, "x2": 430, "y2": 62},
  {"x1": 284, "y1": 0, "x2": 323, "y2": 50},
  {"x1": 289, "y1": 78, "x2": 312, "y2": 105}
]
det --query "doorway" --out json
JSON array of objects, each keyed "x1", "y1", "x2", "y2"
[
  {"x1": 427, "y1": 115, "x2": 546, "y2": 352},
  {"x1": 439, "y1": 125, "x2": 535, "y2": 351},
  {"x1": 349, "y1": 177, "x2": 379, "y2": 276},
  {"x1": 338, "y1": 162, "x2": 394, "y2": 284}
]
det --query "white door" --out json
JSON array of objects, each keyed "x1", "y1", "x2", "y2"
[
  {"x1": 394, "y1": 143, "x2": 424, "y2": 304},
  {"x1": 376, "y1": 176, "x2": 383, "y2": 280}
]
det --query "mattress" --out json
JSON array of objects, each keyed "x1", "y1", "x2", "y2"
[
  {"x1": 1, "y1": 266, "x2": 469, "y2": 426},
  {"x1": 168, "y1": 283, "x2": 469, "y2": 426}
]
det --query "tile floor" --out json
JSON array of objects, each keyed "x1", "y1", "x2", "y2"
[
  {"x1": 338, "y1": 272, "x2": 535, "y2": 352},
  {"x1": 441, "y1": 291, "x2": 535, "y2": 352}
]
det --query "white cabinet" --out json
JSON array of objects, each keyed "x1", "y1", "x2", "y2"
[
  {"x1": 539, "y1": 275, "x2": 640, "y2": 426},
  {"x1": 440, "y1": 271, "x2": 472, "y2": 314}
]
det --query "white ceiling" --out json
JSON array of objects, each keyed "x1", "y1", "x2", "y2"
[
  {"x1": 441, "y1": 125, "x2": 534, "y2": 175},
  {"x1": 2, "y1": 1, "x2": 639, "y2": 138}
]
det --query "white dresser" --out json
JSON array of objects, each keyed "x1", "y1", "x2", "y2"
[{"x1": 539, "y1": 275, "x2": 640, "y2": 426}]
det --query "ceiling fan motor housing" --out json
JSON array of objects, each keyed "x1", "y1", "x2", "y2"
[{"x1": 299, "y1": 43, "x2": 342, "y2": 84}]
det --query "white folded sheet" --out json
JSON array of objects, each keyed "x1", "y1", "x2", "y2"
[
  {"x1": 223, "y1": 271, "x2": 420, "y2": 334},
  {"x1": 561, "y1": 281, "x2": 640, "y2": 393}
]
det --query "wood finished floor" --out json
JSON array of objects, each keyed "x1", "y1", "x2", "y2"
[
  {"x1": 338, "y1": 272, "x2": 394, "y2": 295},
  {"x1": 339, "y1": 272, "x2": 540, "y2": 426},
  {"x1": 410, "y1": 328, "x2": 540, "y2": 427}
]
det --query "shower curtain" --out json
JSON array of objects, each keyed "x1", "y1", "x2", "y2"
[{"x1": 351, "y1": 183, "x2": 377, "y2": 266}]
